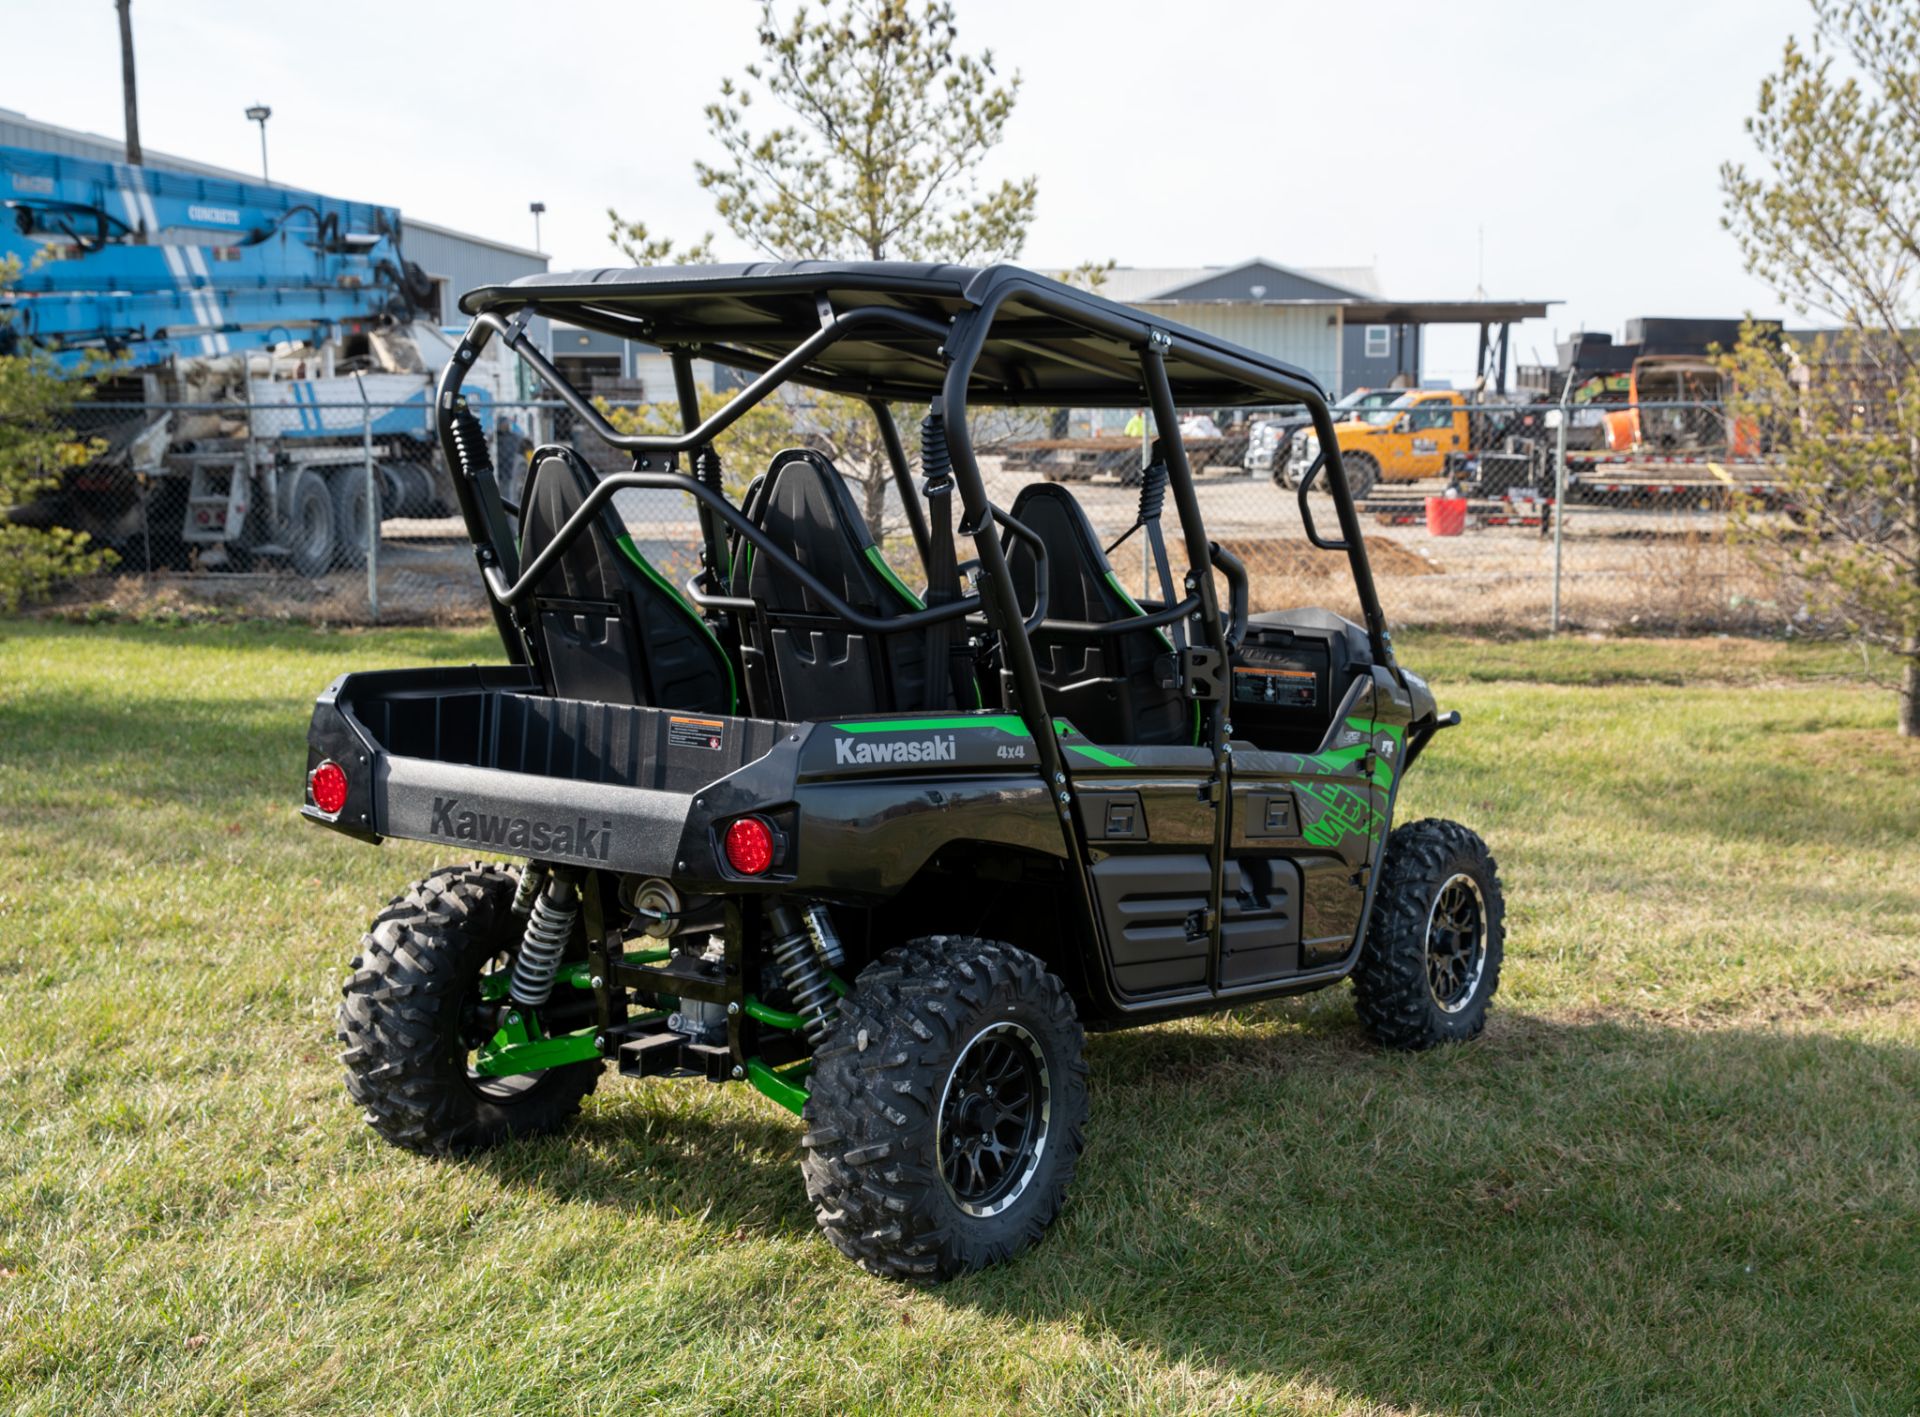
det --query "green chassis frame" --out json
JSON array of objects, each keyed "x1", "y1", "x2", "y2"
[{"x1": 472, "y1": 947, "x2": 842, "y2": 1115}]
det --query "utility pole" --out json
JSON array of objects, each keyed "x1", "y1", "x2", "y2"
[
  {"x1": 117, "y1": 0, "x2": 142, "y2": 166},
  {"x1": 529, "y1": 201, "x2": 546, "y2": 252}
]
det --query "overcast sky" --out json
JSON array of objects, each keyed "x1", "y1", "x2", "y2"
[{"x1": 13, "y1": 0, "x2": 1817, "y2": 381}]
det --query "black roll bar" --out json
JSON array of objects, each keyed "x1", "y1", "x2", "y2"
[
  {"x1": 870, "y1": 399, "x2": 932, "y2": 568},
  {"x1": 468, "y1": 303, "x2": 950, "y2": 454},
  {"x1": 1294, "y1": 452, "x2": 1345, "y2": 550},
  {"x1": 670, "y1": 347, "x2": 731, "y2": 581}
]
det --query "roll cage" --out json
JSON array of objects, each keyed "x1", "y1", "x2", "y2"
[{"x1": 435, "y1": 261, "x2": 1395, "y2": 797}]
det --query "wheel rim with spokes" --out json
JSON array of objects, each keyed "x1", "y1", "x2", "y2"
[
  {"x1": 937, "y1": 1021, "x2": 1051, "y2": 1218},
  {"x1": 1425, "y1": 872, "x2": 1487, "y2": 1013}
]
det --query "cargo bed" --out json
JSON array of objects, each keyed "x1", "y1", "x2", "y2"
[{"x1": 303, "y1": 665, "x2": 797, "y2": 875}]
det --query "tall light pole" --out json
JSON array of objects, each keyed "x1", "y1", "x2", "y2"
[
  {"x1": 117, "y1": 0, "x2": 142, "y2": 166},
  {"x1": 529, "y1": 201, "x2": 546, "y2": 252},
  {"x1": 245, "y1": 104, "x2": 272, "y2": 183}
]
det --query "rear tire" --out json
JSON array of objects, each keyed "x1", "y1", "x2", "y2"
[
  {"x1": 336, "y1": 863, "x2": 601, "y2": 1154},
  {"x1": 1352, "y1": 819, "x2": 1504, "y2": 1049},
  {"x1": 801, "y1": 936, "x2": 1088, "y2": 1281},
  {"x1": 329, "y1": 468, "x2": 373, "y2": 569},
  {"x1": 283, "y1": 470, "x2": 335, "y2": 577}
]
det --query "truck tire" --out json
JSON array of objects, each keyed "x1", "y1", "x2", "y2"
[
  {"x1": 1352, "y1": 819, "x2": 1505, "y2": 1050},
  {"x1": 284, "y1": 470, "x2": 335, "y2": 577},
  {"x1": 329, "y1": 468, "x2": 373, "y2": 569},
  {"x1": 801, "y1": 936, "x2": 1089, "y2": 1281},
  {"x1": 1338, "y1": 451, "x2": 1379, "y2": 501},
  {"x1": 337, "y1": 863, "x2": 601, "y2": 1155}
]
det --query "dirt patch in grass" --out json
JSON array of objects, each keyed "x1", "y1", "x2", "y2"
[
  {"x1": 1221, "y1": 535, "x2": 1440, "y2": 579},
  {"x1": 1787, "y1": 726, "x2": 1920, "y2": 770}
]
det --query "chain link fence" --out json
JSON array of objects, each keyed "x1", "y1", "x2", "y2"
[{"x1": 27, "y1": 392, "x2": 1800, "y2": 634}]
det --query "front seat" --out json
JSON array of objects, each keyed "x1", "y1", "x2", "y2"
[
  {"x1": 518, "y1": 447, "x2": 736, "y2": 713},
  {"x1": 1003, "y1": 482, "x2": 1194, "y2": 746},
  {"x1": 730, "y1": 448, "x2": 958, "y2": 720}
]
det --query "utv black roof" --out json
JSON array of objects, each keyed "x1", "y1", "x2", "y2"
[{"x1": 460, "y1": 261, "x2": 1326, "y2": 408}]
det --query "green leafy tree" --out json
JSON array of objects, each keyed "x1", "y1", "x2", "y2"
[
  {"x1": 608, "y1": 0, "x2": 1103, "y2": 538},
  {"x1": 1721, "y1": 0, "x2": 1920, "y2": 735},
  {"x1": 599, "y1": 386, "x2": 795, "y2": 500},
  {"x1": 0, "y1": 258, "x2": 114, "y2": 611}
]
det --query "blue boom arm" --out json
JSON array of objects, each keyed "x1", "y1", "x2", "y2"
[{"x1": 0, "y1": 143, "x2": 426, "y2": 368}]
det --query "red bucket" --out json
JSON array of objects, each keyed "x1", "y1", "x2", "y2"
[{"x1": 1425, "y1": 495, "x2": 1467, "y2": 536}]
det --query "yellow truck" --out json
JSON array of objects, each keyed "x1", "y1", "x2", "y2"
[{"x1": 1285, "y1": 390, "x2": 1473, "y2": 498}]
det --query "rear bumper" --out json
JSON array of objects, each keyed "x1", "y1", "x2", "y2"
[{"x1": 375, "y1": 754, "x2": 690, "y2": 875}]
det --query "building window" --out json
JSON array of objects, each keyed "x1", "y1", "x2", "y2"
[{"x1": 1364, "y1": 324, "x2": 1391, "y2": 360}]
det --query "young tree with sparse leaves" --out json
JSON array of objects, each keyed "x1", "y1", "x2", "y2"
[
  {"x1": 608, "y1": 0, "x2": 1102, "y2": 538},
  {"x1": 0, "y1": 258, "x2": 114, "y2": 611},
  {"x1": 1721, "y1": 0, "x2": 1920, "y2": 735}
]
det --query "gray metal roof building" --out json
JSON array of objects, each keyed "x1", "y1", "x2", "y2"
[{"x1": 1097, "y1": 259, "x2": 1553, "y2": 397}]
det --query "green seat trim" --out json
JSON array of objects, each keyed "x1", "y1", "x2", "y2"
[
  {"x1": 864, "y1": 545, "x2": 925, "y2": 609},
  {"x1": 614, "y1": 532, "x2": 739, "y2": 715}
]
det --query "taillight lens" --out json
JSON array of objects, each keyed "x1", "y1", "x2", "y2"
[
  {"x1": 309, "y1": 760, "x2": 349, "y2": 815},
  {"x1": 723, "y1": 816, "x2": 775, "y2": 875}
]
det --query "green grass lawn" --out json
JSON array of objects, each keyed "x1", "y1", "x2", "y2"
[{"x1": 2, "y1": 621, "x2": 1917, "y2": 1415}]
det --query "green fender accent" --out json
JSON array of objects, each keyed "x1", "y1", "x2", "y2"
[
  {"x1": 613, "y1": 532, "x2": 740, "y2": 715},
  {"x1": 745, "y1": 1057, "x2": 812, "y2": 1116}
]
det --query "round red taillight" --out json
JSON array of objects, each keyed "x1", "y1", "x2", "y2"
[
  {"x1": 723, "y1": 816, "x2": 775, "y2": 875},
  {"x1": 309, "y1": 760, "x2": 349, "y2": 816}
]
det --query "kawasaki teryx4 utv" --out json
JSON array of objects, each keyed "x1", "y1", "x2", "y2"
[{"x1": 306, "y1": 262, "x2": 1504, "y2": 1280}]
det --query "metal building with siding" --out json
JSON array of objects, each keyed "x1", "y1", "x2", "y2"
[{"x1": 1100, "y1": 260, "x2": 1552, "y2": 399}]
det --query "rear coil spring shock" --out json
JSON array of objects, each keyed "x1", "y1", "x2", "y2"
[
  {"x1": 768, "y1": 904, "x2": 839, "y2": 1045},
  {"x1": 510, "y1": 863, "x2": 547, "y2": 917},
  {"x1": 447, "y1": 404, "x2": 492, "y2": 481},
  {"x1": 509, "y1": 875, "x2": 578, "y2": 1007}
]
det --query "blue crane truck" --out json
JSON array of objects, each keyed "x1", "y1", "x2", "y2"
[{"x1": 2, "y1": 142, "x2": 513, "y2": 572}]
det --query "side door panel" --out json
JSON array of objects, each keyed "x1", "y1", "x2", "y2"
[
  {"x1": 1074, "y1": 746, "x2": 1219, "y2": 998},
  {"x1": 1222, "y1": 676, "x2": 1381, "y2": 981}
]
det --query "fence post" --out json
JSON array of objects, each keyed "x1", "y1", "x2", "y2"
[
  {"x1": 1550, "y1": 380, "x2": 1571, "y2": 633},
  {"x1": 362, "y1": 400, "x2": 380, "y2": 622}
]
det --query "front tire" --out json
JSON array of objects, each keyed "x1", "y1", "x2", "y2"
[
  {"x1": 801, "y1": 937, "x2": 1089, "y2": 1281},
  {"x1": 1352, "y1": 819, "x2": 1505, "y2": 1049},
  {"x1": 336, "y1": 863, "x2": 601, "y2": 1154}
]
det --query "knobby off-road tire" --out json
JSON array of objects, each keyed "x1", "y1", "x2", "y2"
[
  {"x1": 337, "y1": 863, "x2": 601, "y2": 1154},
  {"x1": 1353, "y1": 818, "x2": 1505, "y2": 1050},
  {"x1": 801, "y1": 937, "x2": 1089, "y2": 1281}
]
